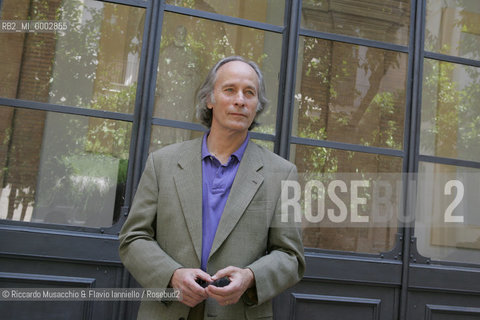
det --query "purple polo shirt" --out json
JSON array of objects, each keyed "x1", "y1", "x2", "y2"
[{"x1": 200, "y1": 132, "x2": 249, "y2": 271}]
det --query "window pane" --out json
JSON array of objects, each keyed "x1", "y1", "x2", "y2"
[
  {"x1": 415, "y1": 162, "x2": 480, "y2": 264},
  {"x1": 149, "y1": 126, "x2": 204, "y2": 153},
  {"x1": 0, "y1": 0, "x2": 145, "y2": 113},
  {"x1": 149, "y1": 126, "x2": 274, "y2": 153},
  {"x1": 420, "y1": 59, "x2": 480, "y2": 162},
  {"x1": 166, "y1": 0, "x2": 285, "y2": 26},
  {"x1": 301, "y1": 0, "x2": 410, "y2": 46},
  {"x1": 294, "y1": 37, "x2": 407, "y2": 150},
  {"x1": 154, "y1": 12, "x2": 281, "y2": 137},
  {"x1": 290, "y1": 144, "x2": 402, "y2": 253},
  {"x1": 426, "y1": 0, "x2": 480, "y2": 59},
  {"x1": 0, "y1": 107, "x2": 131, "y2": 228},
  {"x1": 252, "y1": 139, "x2": 274, "y2": 152}
]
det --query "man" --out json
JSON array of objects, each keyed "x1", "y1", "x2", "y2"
[{"x1": 119, "y1": 56, "x2": 305, "y2": 320}]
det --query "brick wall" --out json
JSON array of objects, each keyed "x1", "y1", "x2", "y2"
[{"x1": 0, "y1": 0, "x2": 61, "y2": 220}]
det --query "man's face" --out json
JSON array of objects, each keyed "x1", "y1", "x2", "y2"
[{"x1": 208, "y1": 61, "x2": 259, "y2": 134}]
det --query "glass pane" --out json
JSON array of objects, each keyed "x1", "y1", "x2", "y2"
[
  {"x1": 0, "y1": 106, "x2": 131, "y2": 228},
  {"x1": 301, "y1": 0, "x2": 410, "y2": 46},
  {"x1": 166, "y1": 0, "x2": 285, "y2": 26},
  {"x1": 420, "y1": 59, "x2": 480, "y2": 162},
  {"x1": 0, "y1": 0, "x2": 145, "y2": 113},
  {"x1": 426, "y1": 0, "x2": 480, "y2": 59},
  {"x1": 415, "y1": 162, "x2": 480, "y2": 264},
  {"x1": 149, "y1": 126, "x2": 274, "y2": 153},
  {"x1": 252, "y1": 139, "x2": 273, "y2": 152},
  {"x1": 149, "y1": 126, "x2": 204, "y2": 153},
  {"x1": 290, "y1": 144, "x2": 403, "y2": 253},
  {"x1": 294, "y1": 37, "x2": 407, "y2": 150},
  {"x1": 154, "y1": 12, "x2": 282, "y2": 137}
]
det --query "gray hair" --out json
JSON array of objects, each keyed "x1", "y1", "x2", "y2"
[{"x1": 195, "y1": 56, "x2": 268, "y2": 130}]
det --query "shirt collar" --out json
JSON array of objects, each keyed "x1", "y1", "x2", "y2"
[{"x1": 201, "y1": 131, "x2": 250, "y2": 163}]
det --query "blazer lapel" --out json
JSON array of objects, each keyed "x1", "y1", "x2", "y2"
[
  {"x1": 173, "y1": 138, "x2": 203, "y2": 264},
  {"x1": 209, "y1": 141, "x2": 264, "y2": 259}
]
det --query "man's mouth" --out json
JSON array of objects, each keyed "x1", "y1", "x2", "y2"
[{"x1": 230, "y1": 113, "x2": 247, "y2": 117}]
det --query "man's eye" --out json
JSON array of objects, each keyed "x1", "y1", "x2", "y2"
[
  {"x1": 246, "y1": 90, "x2": 256, "y2": 96},
  {"x1": 224, "y1": 88, "x2": 234, "y2": 93}
]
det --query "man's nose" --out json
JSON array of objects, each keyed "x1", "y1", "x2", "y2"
[{"x1": 234, "y1": 92, "x2": 246, "y2": 106}]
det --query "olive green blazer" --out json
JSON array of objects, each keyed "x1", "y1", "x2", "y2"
[{"x1": 119, "y1": 137, "x2": 305, "y2": 320}]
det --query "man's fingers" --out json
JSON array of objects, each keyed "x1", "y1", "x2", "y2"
[
  {"x1": 179, "y1": 285, "x2": 207, "y2": 307},
  {"x1": 207, "y1": 267, "x2": 252, "y2": 306},
  {"x1": 181, "y1": 289, "x2": 206, "y2": 308},
  {"x1": 194, "y1": 270, "x2": 213, "y2": 287},
  {"x1": 206, "y1": 286, "x2": 239, "y2": 306},
  {"x1": 211, "y1": 266, "x2": 236, "y2": 281},
  {"x1": 206, "y1": 285, "x2": 236, "y2": 300},
  {"x1": 195, "y1": 270, "x2": 213, "y2": 281},
  {"x1": 170, "y1": 268, "x2": 211, "y2": 307},
  {"x1": 189, "y1": 283, "x2": 208, "y2": 298},
  {"x1": 172, "y1": 267, "x2": 250, "y2": 307}
]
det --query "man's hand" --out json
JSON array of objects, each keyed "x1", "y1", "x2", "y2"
[
  {"x1": 170, "y1": 268, "x2": 212, "y2": 307},
  {"x1": 206, "y1": 266, "x2": 255, "y2": 306}
]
